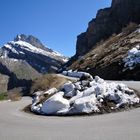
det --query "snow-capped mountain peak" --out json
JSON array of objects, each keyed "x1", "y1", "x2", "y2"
[{"x1": 0, "y1": 34, "x2": 68, "y2": 74}]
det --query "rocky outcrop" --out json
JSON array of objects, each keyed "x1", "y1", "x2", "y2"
[
  {"x1": 14, "y1": 34, "x2": 53, "y2": 52},
  {"x1": 14, "y1": 34, "x2": 44, "y2": 49},
  {"x1": 76, "y1": 0, "x2": 140, "y2": 57}
]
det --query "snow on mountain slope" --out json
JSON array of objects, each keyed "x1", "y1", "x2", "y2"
[
  {"x1": 2, "y1": 39, "x2": 68, "y2": 63},
  {"x1": 0, "y1": 34, "x2": 68, "y2": 73},
  {"x1": 0, "y1": 34, "x2": 68, "y2": 93}
]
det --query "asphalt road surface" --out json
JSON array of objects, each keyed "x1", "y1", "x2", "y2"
[{"x1": 0, "y1": 81, "x2": 140, "y2": 140}]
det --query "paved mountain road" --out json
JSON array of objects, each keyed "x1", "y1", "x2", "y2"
[{"x1": 0, "y1": 81, "x2": 140, "y2": 140}]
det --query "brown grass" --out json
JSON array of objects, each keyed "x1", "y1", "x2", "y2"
[
  {"x1": 30, "y1": 74, "x2": 70, "y2": 94},
  {"x1": 8, "y1": 88, "x2": 22, "y2": 101}
]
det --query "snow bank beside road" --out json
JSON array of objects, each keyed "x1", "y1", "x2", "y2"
[
  {"x1": 31, "y1": 71, "x2": 140, "y2": 115},
  {"x1": 41, "y1": 92, "x2": 70, "y2": 114},
  {"x1": 62, "y1": 70, "x2": 93, "y2": 80}
]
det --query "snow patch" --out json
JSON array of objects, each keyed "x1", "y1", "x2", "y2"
[
  {"x1": 135, "y1": 28, "x2": 140, "y2": 33},
  {"x1": 62, "y1": 70, "x2": 93, "y2": 80},
  {"x1": 44, "y1": 88, "x2": 58, "y2": 95},
  {"x1": 4, "y1": 44, "x2": 19, "y2": 54},
  {"x1": 41, "y1": 92, "x2": 70, "y2": 115},
  {"x1": 123, "y1": 45, "x2": 140, "y2": 70},
  {"x1": 1, "y1": 40, "x2": 68, "y2": 63},
  {"x1": 31, "y1": 71, "x2": 140, "y2": 115}
]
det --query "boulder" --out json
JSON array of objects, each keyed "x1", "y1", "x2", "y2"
[
  {"x1": 62, "y1": 81, "x2": 76, "y2": 98},
  {"x1": 41, "y1": 92, "x2": 70, "y2": 114},
  {"x1": 72, "y1": 94, "x2": 99, "y2": 113}
]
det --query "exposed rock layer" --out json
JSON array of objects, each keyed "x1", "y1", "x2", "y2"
[{"x1": 76, "y1": 0, "x2": 140, "y2": 57}]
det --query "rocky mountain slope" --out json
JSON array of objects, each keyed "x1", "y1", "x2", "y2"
[
  {"x1": 69, "y1": 24, "x2": 140, "y2": 80},
  {"x1": 75, "y1": 0, "x2": 140, "y2": 57},
  {"x1": 66, "y1": 0, "x2": 140, "y2": 80},
  {"x1": 0, "y1": 34, "x2": 68, "y2": 93}
]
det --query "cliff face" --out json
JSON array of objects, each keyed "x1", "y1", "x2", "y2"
[
  {"x1": 76, "y1": 0, "x2": 140, "y2": 56},
  {"x1": 66, "y1": 1, "x2": 140, "y2": 80},
  {"x1": 69, "y1": 23, "x2": 140, "y2": 80}
]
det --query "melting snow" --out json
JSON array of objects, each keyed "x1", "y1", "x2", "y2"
[
  {"x1": 4, "y1": 44, "x2": 19, "y2": 54},
  {"x1": 62, "y1": 70, "x2": 93, "y2": 80},
  {"x1": 135, "y1": 28, "x2": 140, "y2": 33},
  {"x1": 123, "y1": 45, "x2": 140, "y2": 70},
  {"x1": 41, "y1": 92, "x2": 70, "y2": 114},
  {"x1": 2, "y1": 40, "x2": 68, "y2": 62},
  {"x1": 31, "y1": 71, "x2": 140, "y2": 115}
]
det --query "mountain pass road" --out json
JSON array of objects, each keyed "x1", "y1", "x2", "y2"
[{"x1": 0, "y1": 81, "x2": 140, "y2": 140}]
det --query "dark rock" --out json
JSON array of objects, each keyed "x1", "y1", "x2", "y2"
[
  {"x1": 75, "y1": 0, "x2": 140, "y2": 57},
  {"x1": 65, "y1": 0, "x2": 140, "y2": 80},
  {"x1": 14, "y1": 34, "x2": 53, "y2": 52},
  {"x1": 68, "y1": 23, "x2": 140, "y2": 80},
  {"x1": 14, "y1": 34, "x2": 45, "y2": 49}
]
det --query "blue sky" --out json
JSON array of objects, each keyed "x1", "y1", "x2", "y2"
[{"x1": 0, "y1": 0, "x2": 111, "y2": 57}]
